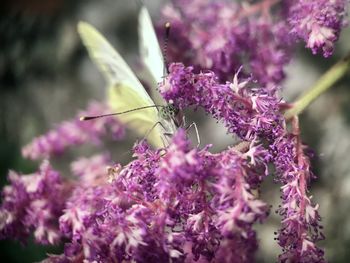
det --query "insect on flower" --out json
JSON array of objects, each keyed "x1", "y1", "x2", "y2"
[{"x1": 78, "y1": 6, "x2": 199, "y2": 148}]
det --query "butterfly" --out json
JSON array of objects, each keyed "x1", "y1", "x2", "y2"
[{"x1": 78, "y1": 6, "x2": 184, "y2": 148}]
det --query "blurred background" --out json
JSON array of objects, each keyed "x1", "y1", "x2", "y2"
[{"x1": 0, "y1": 0, "x2": 349, "y2": 262}]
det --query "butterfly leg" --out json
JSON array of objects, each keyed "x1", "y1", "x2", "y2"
[
  {"x1": 182, "y1": 115, "x2": 186, "y2": 127},
  {"x1": 162, "y1": 132, "x2": 174, "y2": 147},
  {"x1": 186, "y1": 122, "x2": 200, "y2": 147},
  {"x1": 143, "y1": 121, "x2": 171, "y2": 147}
]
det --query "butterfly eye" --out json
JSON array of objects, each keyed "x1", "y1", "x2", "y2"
[
  {"x1": 171, "y1": 105, "x2": 180, "y2": 116},
  {"x1": 159, "y1": 105, "x2": 179, "y2": 120},
  {"x1": 168, "y1": 104, "x2": 179, "y2": 117}
]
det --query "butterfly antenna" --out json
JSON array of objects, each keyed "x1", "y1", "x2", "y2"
[
  {"x1": 80, "y1": 105, "x2": 165, "y2": 121},
  {"x1": 163, "y1": 22, "x2": 171, "y2": 75}
]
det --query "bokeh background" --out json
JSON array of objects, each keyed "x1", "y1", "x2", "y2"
[{"x1": 1, "y1": 0, "x2": 350, "y2": 262}]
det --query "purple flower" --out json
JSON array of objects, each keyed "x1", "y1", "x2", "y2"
[
  {"x1": 273, "y1": 120, "x2": 325, "y2": 263},
  {"x1": 160, "y1": 63, "x2": 283, "y2": 141},
  {"x1": 28, "y1": 131, "x2": 269, "y2": 262},
  {"x1": 59, "y1": 154, "x2": 113, "y2": 240},
  {"x1": 57, "y1": 137, "x2": 184, "y2": 261},
  {"x1": 161, "y1": 62, "x2": 326, "y2": 262},
  {"x1": 287, "y1": 0, "x2": 347, "y2": 57},
  {"x1": 71, "y1": 153, "x2": 112, "y2": 187},
  {"x1": 212, "y1": 146, "x2": 270, "y2": 263},
  {"x1": 161, "y1": 0, "x2": 291, "y2": 85},
  {"x1": 2, "y1": 1, "x2": 343, "y2": 261},
  {"x1": 22, "y1": 102, "x2": 125, "y2": 160},
  {"x1": 0, "y1": 161, "x2": 69, "y2": 245},
  {"x1": 248, "y1": 19, "x2": 291, "y2": 87},
  {"x1": 161, "y1": 0, "x2": 347, "y2": 83}
]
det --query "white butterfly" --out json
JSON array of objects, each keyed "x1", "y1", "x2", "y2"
[{"x1": 78, "y1": 6, "x2": 183, "y2": 148}]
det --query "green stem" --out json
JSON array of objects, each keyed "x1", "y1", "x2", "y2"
[{"x1": 284, "y1": 54, "x2": 350, "y2": 119}]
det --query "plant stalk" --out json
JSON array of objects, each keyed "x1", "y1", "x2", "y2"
[{"x1": 284, "y1": 54, "x2": 350, "y2": 119}]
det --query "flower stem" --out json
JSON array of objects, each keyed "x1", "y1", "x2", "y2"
[{"x1": 284, "y1": 53, "x2": 350, "y2": 119}]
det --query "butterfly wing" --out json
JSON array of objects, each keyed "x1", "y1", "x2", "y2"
[
  {"x1": 138, "y1": 6, "x2": 165, "y2": 104},
  {"x1": 78, "y1": 21, "x2": 165, "y2": 148}
]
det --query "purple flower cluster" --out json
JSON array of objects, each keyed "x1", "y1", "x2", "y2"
[
  {"x1": 287, "y1": 0, "x2": 347, "y2": 57},
  {"x1": 161, "y1": 0, "x2": 347, "y2": 83},
  {"x1": 160, "y1": 63, "x2": 283, "y2": 141},
  {"x1": 1, "y1": 127, "x2": 273, "y2": 262},
  {"x1": 273, "y1": 120, "x2": 325, "y2": 262},
  {"x1": 22, "y1": 102, "x2": 125, "y2": 160},
  {"x1": 1, "y1": 0, "x2": 346, "y2": 262},
  {"x1": 161, "y1": 0, "x2": 291, "y2": 85},
  {"x1": 52, "y1": 131, "x2": 270, "y2": 262},
  {"x1": 160, "y1": 64, "x2": 325, "y2": 262},
  {"x1": 0, "y1": 161, "x2": 69, "y2": 245}
]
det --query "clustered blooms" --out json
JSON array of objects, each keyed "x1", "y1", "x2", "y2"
[
  {"x1": 0, "y1": 161, "x2": 69, "y2": 245},
  {"x1": 1, "y1": 130, "x2": 271, "y2": 262},
  {"x1": 0, "y1": 67, "x2": 325, "y2": 262},
  {"x1": 273, "y1": 121, "x2": 325, "y2": 262},
  {"x1": 287, "y1": 0, "x2": 347, "y2": 57},
  {"x1": 161, "y1": 0, "x2": 291, "y2": 86},
  {"x1": 160, "y1": 63, "x2": 282, "y2": 141},
  {"x1": 60, "y1": 131, "x2": 271, "y2": 262},
  {"x1": 0, "y1": 0, "x2": 347, "y2": 262},
  {"x1": 161, "y1": 0, "x2": 347, "y2": 84},
  {"x1": 160, "y1": 62, "x2": 326, "y2": 261}
]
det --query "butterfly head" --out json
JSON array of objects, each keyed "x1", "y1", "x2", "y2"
[{"x1": 159, "y1": 104, "x2": 180, "y2": 121}]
